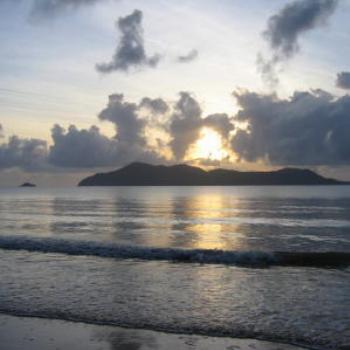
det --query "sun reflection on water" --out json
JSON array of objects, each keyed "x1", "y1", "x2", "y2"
[{"x1": 168, "y1": 193, "x2": 244, "y2": 250}]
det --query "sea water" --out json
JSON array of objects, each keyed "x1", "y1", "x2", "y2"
[{"x1": 0, "y1": 186, "x2": 349, "y2": 349}]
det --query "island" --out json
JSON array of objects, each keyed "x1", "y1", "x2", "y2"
[
  {"x1": 20, "y1": 182, "x2": 36, "y2": 187},
  {"x1": 78, "y1": 162, "x2": 346, "y2": 186}
]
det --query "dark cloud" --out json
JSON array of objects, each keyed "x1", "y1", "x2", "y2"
[
  {"x1": 168, "y1": 92, "x2": 234, "y2": 161},
  {"x1": 265, "y1": 0, "x2": 338, "y2": 60},
  {"x1": 177, "y1": 49, "x2": 199, "y2": 63},
  {"x1": 49, "y1": 114, "x2": 163, "y2": 169},
  {"x1": 29, "y1": 0, "x2": 105, "y2": 18},
  {"x1": 139, "y1": 97, "x2": 169, "y2": 115},
  {"x1": 98, "y1": 94, "x2": 164, "y2": 164},
  {"x1": 49, "y1": 124, "x2": 119, "y2": 168},
  {"x1": 0, "y1": 124, "x2": 3, "y2": 138},
  {"x1": 96, "y1": 10, "x2": 161, "y2": 73},
  {"x1": 259, "y1": 0, "x2": 338, "y2": 87},
  {"x1": 0, "y1": 125, "x2": 121, "y2": 170},
  {"x1": 0, "y1": 134, "x2": 48, "y2": 170},
  {"x1": 231, "y1": 89, "x2": 350, "y2": 166},
  {"x1": 203, "y1": 113, "x2": 235, "y2": 139},
  {"x1": 168, "y1": 92, "x2": 203, "y2": 160},
  {"x1": 0, "y1": 92, "x2": 168, "y2": 171},
  {"x1": 30, "y1": 0, "x2": 107, "y2": 18},
  {"x1": 99, "y1": 94, "x2": 146, "y2": 145},
  {"x1": 336, "y1": 72, "x2": 350, "y2": 90}
]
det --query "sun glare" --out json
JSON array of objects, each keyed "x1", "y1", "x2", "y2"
[{"x1": 189, "y1": 127, "x2": 228, "y2": 161}]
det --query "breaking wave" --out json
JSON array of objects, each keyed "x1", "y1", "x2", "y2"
[{"x1": 0, "y1": 235, "x2": 349, "y2": 268}]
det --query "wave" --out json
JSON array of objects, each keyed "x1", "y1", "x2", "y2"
[{"x1": 0, "y1": 235, "x2": 349, "y2": 268}]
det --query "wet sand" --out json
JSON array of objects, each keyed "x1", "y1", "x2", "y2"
[{"x1": 0, "y1": 313, "x2": 310, "y2": 350}]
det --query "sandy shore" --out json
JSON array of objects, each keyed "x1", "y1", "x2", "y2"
[{"x1": 0, "y1": 313, "x2": 310, "y2": 350}]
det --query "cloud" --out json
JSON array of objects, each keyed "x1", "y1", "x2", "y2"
[
  {"x1": 49, "y1": 111, "x2": 164, "y2": 168},
  {"x1": 0, "y1": 124, "x2": 3, "y2": 138},
  {"x1": 168, "y1": 92, "x2": 203, "y2": 161},
  {"x1": 336, "y1": 72, "x2": 350, "y2": 90},
  {"x1": 203, "y1": 113, "x2": 234, "y2": 139},
  {"x1": 30, "y1": 0, "x2": 107, "y2": 18},
  {"x1": 265, "y1": 0, "x2": 338, "y2": 60},
  {"x1": 177, "y1": 49, "x2": 199, "y2": 63},
  {"x1": 97, "y1": 92, "x2": 233, "y2": 163},
  {"x1": 49, "y1": 124, "x2": 120, "y2": 168},
  {"x1": 2, "y1": 87, "x2": 350, "y2": 174},
  {"x1": 0, "y1": 134, "x2": 48, "y2": 170},
  {"x1": 139, "y1": 97, "x2": 169, "y2": 115},
  {"x1": 0, "y1": 92, "x2": 168, "y2": 171},
  {"x1": 231, "y1": 89, "x2": 350, "y2": 166},
  {"x1": 256, "y1": 53, "x2": 280, "y2": 88},
  {"x1": 259, "y1": 0, "x2": 338, "y2": 86},
  {"x1": 0, "y1": 125, "x2": 121, "y2": 170},
  {"x1": 168, "y1": 92, "x2": 234, "y2": 161},
  {"x1": 96, "y1": 10, "x2": 161, "y2": 73},
  {"x1": 99, "y1": 93, "x2": 146, "y2": 145},
  {"x1": 98, "y1": 94, "x2": 164, "y2": 164}
]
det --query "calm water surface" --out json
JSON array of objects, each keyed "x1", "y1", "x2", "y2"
[{"x1": 1, "y1": 186, "x2": 350, "y2": 251}]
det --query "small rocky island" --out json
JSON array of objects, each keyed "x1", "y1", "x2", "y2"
[
  {"x1": 78, "y1": 162, "x2": 346, "y2": 186},
  {"x1": 20, "y1": 182, "x2": 36, "y2": 187}
]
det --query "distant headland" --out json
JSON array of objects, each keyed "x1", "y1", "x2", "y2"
[{"x1": 78, "y1": 162, "x2": 347, "y2": 186}]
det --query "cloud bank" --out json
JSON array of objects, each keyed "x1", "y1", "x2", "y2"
[
  {"x1": 231, "y1": 89, "x2": 350, "y2": 166},
  {"x1": 1, "y1": 88, "x2": 349, "y2": 173},
  {"x1": 0, "y1": 135, "x2": 48, "y2": 171},
  {"x1": 96, "y1": 10, "x2": 161, "y2": 73},
  {"x1": 49, "y1": 124, "x2": 119, "y2": 168}
]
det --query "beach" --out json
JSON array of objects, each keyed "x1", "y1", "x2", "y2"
[
  {"x1": 0, "y1": 314, "x2": 309, "y2": 350},
  {"x1": 2, "y1": 0, "x2": 350, "y2": 348}
]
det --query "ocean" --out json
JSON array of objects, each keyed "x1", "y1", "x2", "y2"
[{"x1": 0, "y1": 186, "x2": 349, "y2": 349}]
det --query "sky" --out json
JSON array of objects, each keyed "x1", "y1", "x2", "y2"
[{"x1": 1, "y1": 0, "x2": 350, "y2": 186}]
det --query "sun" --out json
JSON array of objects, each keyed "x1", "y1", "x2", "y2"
[{"x1": 189, "y1": 127, "x2": 228, "y2": 161}]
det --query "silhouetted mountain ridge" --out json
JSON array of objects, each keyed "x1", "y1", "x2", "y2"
[{"x1": 78, "y1": 162, "x2": 346, "y2": 186}]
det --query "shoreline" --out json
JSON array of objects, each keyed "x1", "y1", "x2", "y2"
[{"x1": 0, "y1": 313, "x2": 311, "y2": 350}]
